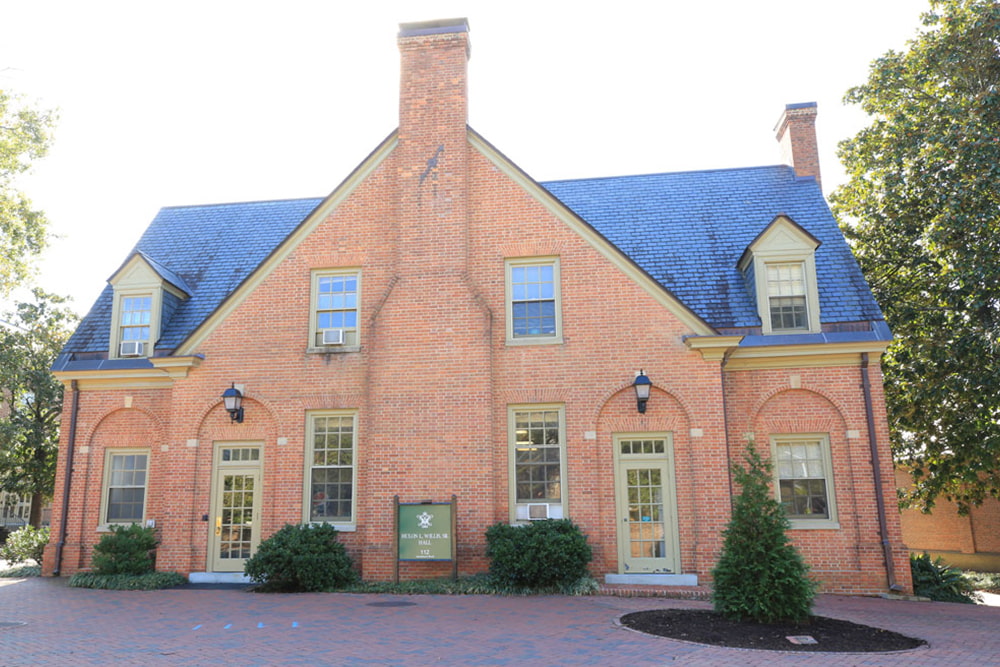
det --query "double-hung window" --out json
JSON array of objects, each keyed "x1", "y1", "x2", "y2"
[
  {"x1": 305, "y1": 411, "x2": 357, "y2": 526},
  {"x1": 766, "y1": 262, "x2": 809, "y2": 331},
  {"x1": 510, "y1": 406, "x2": 566, "y2": 521},
  {"x1": 772, "y1": 435, "x2": 838, "y2": 529},
  {"x1": 101, "y1": 450, "x2": 149, "y2": 526},
  {"x1": 506, "y1": 258, "x2": 562, "y2": 344},
  {"x1": 118, "y1": 295, "x2": 152, "y2": 356},
  {"x1": 311, "y1": 270, "x2": 360, "y2": 349}
]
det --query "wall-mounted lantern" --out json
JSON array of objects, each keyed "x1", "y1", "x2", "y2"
[
  {"x1": 222, "y1": 383, "x2": 244, "y2": 423},
  {"x1": 633, "y1": 370, "x2": 651, "y2": 414}
]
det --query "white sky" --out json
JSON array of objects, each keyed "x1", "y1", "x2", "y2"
[{"x1": 1, "y1": 0, "x2": 927, "y2": 315}]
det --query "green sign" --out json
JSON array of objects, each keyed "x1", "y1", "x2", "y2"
[{"x1": 398, "y1": 503, "x2": 453, "y2": 561}]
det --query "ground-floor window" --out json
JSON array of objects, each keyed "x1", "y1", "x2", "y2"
[
  {"x1": 771, "y1": 434, "x2": 838, "y2": 529},
  {"x1": 100, "y1": 449, "x2": 149, "y2": 526},
  {"x1": 509, "y1": 405, "x2": 566, "y2": 522},
  {"x1": 305, "y1": 411, "x2": 357, "y2": 525}
]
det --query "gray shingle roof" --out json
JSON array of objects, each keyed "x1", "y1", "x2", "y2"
[{"x1": 58, "y1": 163, "x2": 885, "y2": 361}]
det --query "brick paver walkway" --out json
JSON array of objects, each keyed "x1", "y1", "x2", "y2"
[{"x1": 1, "y1": 576, "x2": 998, "y2": 665}]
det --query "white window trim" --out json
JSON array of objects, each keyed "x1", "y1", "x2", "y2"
[
  {"x1": 307, "y1": 269, "x2": 361, "y2": 354},
  {"x1": 98, "y1": 448, "x2": 150, "y2": 530},
  {"x1": 508, "y1": 404, "x2": 567, "y2": 523},
  {"x1": 303, "y1": 410, "x2": 358, "y2": 529},
  {"x1": 770, "y1": 434, "x2": 839, "y2": 530},
  {"x1": 505, "y1": 257, "x2": 563, "y2": 345}
]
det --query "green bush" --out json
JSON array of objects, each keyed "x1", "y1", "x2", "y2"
[
  {"x1": 91, "y1": 524, "x2": 157, "y2": 575},
  {"x1": 0, "y1": 525, "x2": 49, "y2": 566},
  {"x1": 244, "y1": 523, "x2": 357, "y2": 592},
  {"x1": 485, "y1": 519, "x2": 592, "y2": 592},
  {"x1": 68, "y1": 571, "x2": 187, "y2": 590},
  {"x1": 911, "y1": 553, "x2": 978, "y2": 603},
  {"x1": 712, "y1": 444, "x2": 816, "y2": 623}
]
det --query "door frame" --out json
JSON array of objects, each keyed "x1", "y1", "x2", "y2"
[
  {"x1": 208, "y1": 442, "x2": 264, "y2": 572},
  {"x1": 613, "y1": 432, "x2": 681, "y2": 574}
]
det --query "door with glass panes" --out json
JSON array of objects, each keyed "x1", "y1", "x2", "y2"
[
  {"x1": 614, "y1": 434, "x2": 680, "y2": 574},
  {"x1": 209, "y1": 444, "x2": 262, "y2": 572}
]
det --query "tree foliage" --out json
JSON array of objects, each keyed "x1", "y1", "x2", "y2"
[
  {"x1": 711, "y1": 444, "x2": 815, "y2": 623},
  {"x1": 0, "y1": 89, "x2": 55, "y2": 296},
  {"x1": 832, "y1": 0, "x2": 1000, "y2": 513},
  {"x1": 0, "y1": 289, "x2": 76, "y2": 526}
]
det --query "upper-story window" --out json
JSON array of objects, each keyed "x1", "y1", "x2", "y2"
[
  {"x1": 766, "y1": 262, "x2": 809, "y2": 330},
  {"x1": 119, "y1": 296, "x2": 152, "y2": 356},
  {"x1": 310, "y1": 269, "x2": 360, "y2": 350},
  {"x1": 506, "y1": 258, "x2": 562, "y2": 344},
  {"x1": 738, "y1": 216, "x2": 821, "y2": 335}
]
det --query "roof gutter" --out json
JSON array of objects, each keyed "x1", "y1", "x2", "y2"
[
  {"x1": 52, "y1": 380, "x2": 80, "y2": 577},
  {"x1": 861, "y1": 353, "x2": 902, "y2": 592}
]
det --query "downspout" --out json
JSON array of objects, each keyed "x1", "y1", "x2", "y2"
[
  {"x1": 861, "y1": 353, "x2": 902, "y2": 592},
  {"x1": 720, "y1": 349, "x2": 736, "y2": 503},
  {"x1": 52, "y1": 380, "x2": 80, "y2": 577}
]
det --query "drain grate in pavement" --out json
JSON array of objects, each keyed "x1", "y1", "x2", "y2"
[
  {"x1": 366, "y1": 601, "x2": 417, "y2": 608},
  {"x1": 0, "y1": 622, "x2": 26, "y2": 629}
]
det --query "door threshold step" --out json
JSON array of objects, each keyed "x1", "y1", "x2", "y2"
[
  {"x1": 604, "y1": 573, "x2": 699, "y2": 586},
  {"x1": 188, "y1": 572, "x2": 252, "y2": 584}
]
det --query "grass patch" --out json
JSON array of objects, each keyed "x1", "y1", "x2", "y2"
[
  {"x1": 67, "y1": 571, "x2": 187, "y2": 590},
  {"x1": 0, "y1": 563, "x2": 40, "y2": 578}
]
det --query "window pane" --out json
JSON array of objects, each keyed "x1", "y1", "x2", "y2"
[{"x1": 309, "y1": 414, "x2": 355, "y2": 523}]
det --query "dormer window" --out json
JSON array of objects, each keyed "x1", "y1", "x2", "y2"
[
  {"x1": 119, "y1": 296, "x2": 152, "y2": 357},
  {"x1": 766, "y1": 262, "x2": 809, "y2": 331},
  {"x1": 739, "y1": 215, "x2": 821, "y2": 335},
  {"x1": 108, "y1": 252, "x2": 190, "y2": 359}
]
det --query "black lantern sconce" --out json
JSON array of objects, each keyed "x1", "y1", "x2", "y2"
[
  {"x1": 633, "y1": 370, "x2": 651, "y2": 414},
  {"x1": 222, "y1": 383, "x2": 244, "y2": 423}
]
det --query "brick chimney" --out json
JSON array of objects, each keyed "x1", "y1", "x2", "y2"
[{"x1": 774, "y1": 102, "x2": 821, "y2": 188}]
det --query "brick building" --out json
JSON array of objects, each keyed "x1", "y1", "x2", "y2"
[{"x1": 44, "y1": 19, "x2": 911, "y2": 594}]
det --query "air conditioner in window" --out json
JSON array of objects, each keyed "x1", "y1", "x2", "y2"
[
  {"x1": 119, "y1": 341, "x2": 144, "y2": 357},
  {"x1": 321, "y1": 329, "x2": 345, "y2": 346},
  {"x1": 526, "y1": 503, "x2": 550, "y2": 520}
]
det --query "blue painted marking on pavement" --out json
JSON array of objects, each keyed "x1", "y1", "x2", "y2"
[
  {"x1": 192, "y1": 625, "x2": 202, "y2": 631},
  {"x1": 292, "y1": 622, "x2": 299, "y2": 628},
  {"x1": 224, "y1": 624, "x2": 232, "y2": 629},
  {"x1": 258, "y1": 622, "x2": 265, "y2": 628}
]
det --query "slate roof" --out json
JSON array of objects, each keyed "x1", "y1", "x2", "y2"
[{"x1": 56, "y1": 162, "x2": 886, "y2": 363}]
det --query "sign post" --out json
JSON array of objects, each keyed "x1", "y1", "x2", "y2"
[{"x1": 394, "y1": 495, "x2": 457, "y2": 582}]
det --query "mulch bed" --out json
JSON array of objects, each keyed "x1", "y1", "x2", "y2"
[{"x1": 620, "y1": 609, "x2": 926, "y2": 652}]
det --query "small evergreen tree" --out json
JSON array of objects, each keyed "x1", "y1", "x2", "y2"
[{"x1": 712, "y1": 444, "x2": 816, "y2": 623}]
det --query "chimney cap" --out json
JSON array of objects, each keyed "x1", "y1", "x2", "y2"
[{"x1": 399, "y1": 18, "x2": 469, "y2": 38}]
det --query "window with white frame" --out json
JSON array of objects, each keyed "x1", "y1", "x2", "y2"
[
  {"x1": 772, "y1": 435, "x2": 838, "y2": 528},
  {"x1": 311, "y1": 270, "x2": 359, "y2": 349},
  {"x1": 766, "y1": 262, "x2": 809, "y2": 331},
  {"x1": 101, "y1": 450, "x2": 149, "y2": 525},
  {"x1": 506, "y1": 258, "x2": 562, "y2": 343},
  {"x1": 305, "y1": 411, "x2": 357, "y2": 525},
  {"x1": 118, "y1": 295, "x2": 152, "y2": 356},
  {"x1": 510, "y1": 406, "x2": 566, "y2": 521}
]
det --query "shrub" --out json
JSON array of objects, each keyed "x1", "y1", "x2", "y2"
[
  {"x1": 910, "y1": 553, "x2": 978, "y2": 603},
  {"x1": 244, "y1": 523, "x2": 357, "y2": 592},
  {"x1": 68, "y1": 571, "x2": 187, "y2": 590},
  {"x1": 712, "y1": 444, "x2": 816, "y2": 623},
  {"x1": 91, "y1": 524, "x2": 157, "y2": 575},
  {"x1": 485, "y1": 519, "x2": 592, "y2": 592},
  {"x1": 0, "y1": 525, "x2": 49, "y2": 566}
]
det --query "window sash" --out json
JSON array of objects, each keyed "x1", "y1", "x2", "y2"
[
  {"x1": 766, "y1": 263, "x2": 808, "y2": 330},
  {"x1": 313, "y1": 272, "x2": 359, "y2": 347},
  {"x1": 775, "y1": 439, "x2": 829, "y2": 520},
  {"x1": 105, "y1": 452, "x2": 148, "y2": 524},
  {"x1": 513, "y1": 409, "x2": 562, "y2": 503},
  {"x1": 510, "y1": 263, "x2": 557, "y2": 337},
  {"x1": 308, "y1": 413, "x2": 356, "y2": 523},
  {"x1": 120, "y1": 296, "x2": 152, "y2": 342}
]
